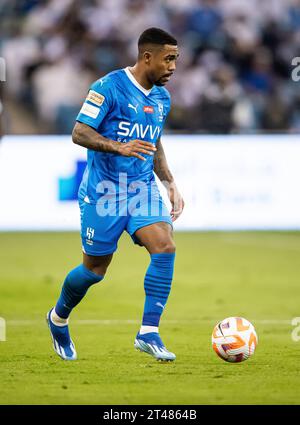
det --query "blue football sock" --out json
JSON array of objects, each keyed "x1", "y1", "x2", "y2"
[
  {"x1": 142, "y1": 253, "x2": 175, "y2": 328},
  {"x1": 55, "y1": 264, "x2": 103, "y2": 319}
]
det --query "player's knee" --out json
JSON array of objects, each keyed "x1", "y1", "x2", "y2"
[
  {"x1": 87, "y1": 264, "x2": 109, "y2": 277},
  {"x1": 164, "y1": 241, "x2": 176, "y2": 253},
  {"x1": 155, "y1": 240, "x2": 176, "y2": 254},
  {"x1": 83, "y1": 254, "x2": 113, "y2": 278},
  {"x1": 83, "y1": 261, "x2": 110, "y2": 277}
]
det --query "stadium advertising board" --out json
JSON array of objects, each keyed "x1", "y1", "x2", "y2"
[{"x1": 0, "y1": 135, "x2": 299, "y2": 230}]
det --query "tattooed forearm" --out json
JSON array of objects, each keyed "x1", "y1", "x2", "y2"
[
  {"x1": 153, "y1": 137, "x2": 174, "y2": 184},
  {"x1": 72, "y1": 122, "x2": 121, "y2": 153}
]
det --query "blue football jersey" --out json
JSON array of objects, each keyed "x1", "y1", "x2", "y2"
[{"x1": 76, "y1": 67, "x2": 171, "y2": 203}]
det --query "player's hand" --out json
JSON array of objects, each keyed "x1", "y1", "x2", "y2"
[
  {"x1": 167, "y1": 182, "x2": 184, "y2": 222},
  {"x1": 117, "y1": 139, "x2": 156, "y2": 161}
]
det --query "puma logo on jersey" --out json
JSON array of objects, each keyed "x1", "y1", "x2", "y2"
[
  {"x1": 128, "y1": 103, "x2": 138, "y2": 113},
  {"x1": 117, "y1": 121, "x2": 161, "y2": 140}
]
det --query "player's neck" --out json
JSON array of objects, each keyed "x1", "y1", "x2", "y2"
[{"x1": 128, "y1": 65, "x2": 153, "y2": 91}]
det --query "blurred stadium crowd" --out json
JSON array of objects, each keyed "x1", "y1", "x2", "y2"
[{"x1": 1, "y1": 0, "x2": 300, "y2": 134}]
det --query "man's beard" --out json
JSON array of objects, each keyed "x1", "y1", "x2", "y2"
[{"x1": 154, "y1": 80, "x2": 165, "y2": 86}]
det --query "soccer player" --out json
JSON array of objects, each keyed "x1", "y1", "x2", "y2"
[{"x1": 47, "y1": 28, "x2": 184, "y2": 361}]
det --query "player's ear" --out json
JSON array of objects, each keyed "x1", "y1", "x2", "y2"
[{"x1": 143, "y1": 51, "x2": 152, "y2": 64}]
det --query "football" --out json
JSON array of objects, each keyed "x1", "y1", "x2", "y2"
[{"x1": 212, "y1": 317, "x2": 258, "y2": 363}]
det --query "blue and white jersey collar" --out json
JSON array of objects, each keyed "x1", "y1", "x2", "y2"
[{"x1": 124, "y1": 67, "x2": 153, "y2": 97}]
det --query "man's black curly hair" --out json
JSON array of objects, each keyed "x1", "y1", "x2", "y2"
[{"x1": 138, "y1": 27, "x2": 177, "y2": 47}]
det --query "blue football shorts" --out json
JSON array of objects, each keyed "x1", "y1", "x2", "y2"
[{"x1": 79, "y1": 181, "x2": 173, "y2": 256}]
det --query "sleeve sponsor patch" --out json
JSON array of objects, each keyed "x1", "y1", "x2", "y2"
[
  {"x1": 79, "y1": 102, "x2": 100, "y2": 119},
  {"x1": 86, "y1": 90, "x2": 105, "y2": 106}
]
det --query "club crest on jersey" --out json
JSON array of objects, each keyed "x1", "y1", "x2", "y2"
[
  {"x1": 143, "y1": 106, "x2": 154, "y2": 113},
  {"x1": 158, "y1": 103, "x2": 164, "y2": 122}
]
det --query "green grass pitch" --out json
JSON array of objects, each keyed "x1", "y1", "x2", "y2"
[{"x1": 0, "y1": 231, "x2": 300, "y2": 405}]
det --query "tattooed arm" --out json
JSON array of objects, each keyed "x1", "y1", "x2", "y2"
[
  {"x1": 154, "y1": 137, "x2": 184, "y2": 221},
  {"x1": 153, "y1": 137, "x2": 175, "y2": 184},
  {"x1": 72, "y1": 122, "x2": 156, "y2": 160}
]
